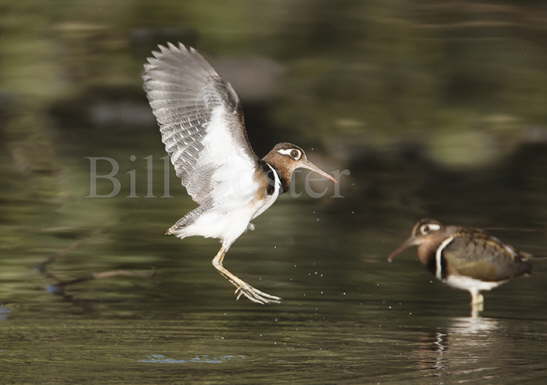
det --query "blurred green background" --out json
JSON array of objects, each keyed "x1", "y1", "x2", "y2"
[{"x1": 1, "y1": 1, "x2": 547, "y2": 384}]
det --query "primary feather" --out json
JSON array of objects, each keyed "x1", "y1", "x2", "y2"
[{"x1": 143, "y1": 42, "x2": 258, "y2": 207}]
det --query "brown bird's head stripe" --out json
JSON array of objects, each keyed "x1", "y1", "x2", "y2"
[{"x1": 262, "y1": 143, "x2": 336, "y2": 191}]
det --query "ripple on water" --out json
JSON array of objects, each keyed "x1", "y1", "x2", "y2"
[
  {"x1": 0, "y1": 305, "x2": 11, "y2": 321},
  {"x1": 139, "y1": 354, "x2": 246, "y2": 364}
]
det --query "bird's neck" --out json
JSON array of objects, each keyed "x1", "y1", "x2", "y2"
[
  {"x1": 258, "y1": 160, "x2": 287, "y2": 194},
  {"x1": 417, "y1": 234, "x2": 449, "y2": 270},
  {"x1": 260, "y1": 160, "x2": 290, "y2": 193}
]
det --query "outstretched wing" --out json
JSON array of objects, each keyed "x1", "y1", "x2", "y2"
[
  {"x1": 443, "y1": 230, "x2": 532, "y2": 281},
  {"x1": 143, "y1": 42, "x2": 259, "y2": 206}
]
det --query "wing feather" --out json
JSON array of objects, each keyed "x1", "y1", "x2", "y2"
[
  {"x1": 443, "y1": 230, "x2": 531, "y2": 281},
  {"x1": 143, "y1": 43, "x2": 258, "y2": 206}
]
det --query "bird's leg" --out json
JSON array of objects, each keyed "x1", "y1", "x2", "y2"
[
  {"x1": 469, "y1": 289, "x2": 484, "y2": 317},
  {"x1": 211, "y1": 246, "x2": 281, "y2": 304}
]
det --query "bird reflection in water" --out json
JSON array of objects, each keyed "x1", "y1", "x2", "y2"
[{"x1": 414, "y1": 317, "x2": 500, "y2": 381}]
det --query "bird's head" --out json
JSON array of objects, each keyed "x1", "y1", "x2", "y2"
[
  {"x1": 263, "y1": 143, "x2": 337, "y2": 188},
  {"x1": 388, "y1": 219, "x2": 445, "y2": 262}
]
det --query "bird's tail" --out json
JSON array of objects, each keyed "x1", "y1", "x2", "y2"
[{"x1": 165, "y1": 205, "x2": 208, "y2": 236}]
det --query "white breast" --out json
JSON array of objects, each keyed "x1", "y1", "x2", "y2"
[
  {"x1": 176, "y1": 163, "x2": 281, "y2": 248},
  {"x1": 445, "y1": 275, "x2": 505, "y2": 292}
]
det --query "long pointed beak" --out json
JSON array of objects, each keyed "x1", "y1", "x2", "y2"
[
  {"x1": 300, "y1": 160, "x2": 338, "y2": 184},
  {"x1": 387, "y1": 237, "x2": 417, "y2": 263}
]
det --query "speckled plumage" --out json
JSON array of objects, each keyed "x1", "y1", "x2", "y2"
[
  {"x1": 441, "y1": 228, "x2": 531, "y2": 282},
  {"x1": 389, "y1": 219, "x2": 532, "y2": 314}
]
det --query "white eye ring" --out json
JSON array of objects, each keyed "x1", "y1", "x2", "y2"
[
  {"x1": 290, "y1": 149, "x2": 302, "y2": 160},
  {"x1": 420, "y1": 223, "x2": 440, "y2": 235},
  {"x1": 277, "y1": 148, "x2": 302, "y2": 160}
]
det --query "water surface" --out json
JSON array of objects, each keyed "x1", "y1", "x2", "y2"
[{"x1": 2, "y1": 1, "x2": 547, "y2": 384}]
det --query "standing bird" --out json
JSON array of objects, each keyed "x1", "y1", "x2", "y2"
[
  {"x1": 143, "y1": 43, "x2": 337, "y2": 304},
  {"x1": 388, "y1": 219, "x2": 532, "y2": 314}
]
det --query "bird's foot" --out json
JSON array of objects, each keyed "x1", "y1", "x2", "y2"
[
  {"x1": 234, "y1": 283, "x2": 281, "y2": 304},
  {"x1": 247, "y1": 223, "x2": 255, "y2": 232}
]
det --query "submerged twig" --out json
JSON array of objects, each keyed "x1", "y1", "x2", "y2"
[
  {"x1": 34, "y1": 228, "x2": 105, "y2": 273},
  {"x1": 51, "y1": 269, "x2": 155, "y2": 289},
  {"x1": 35, "y1": 229, "x2": 155, "y2": 296}
]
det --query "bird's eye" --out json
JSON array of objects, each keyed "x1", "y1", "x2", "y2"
[
  {"x1": 420, "y1": 225, "x2": 430, "y2": 235},
  {"x1": 290, "y1": 149, "x2": 301, "y2": 160},
  {"x1": 420, "y1": 224, "x2": 440, "y2": 235}
]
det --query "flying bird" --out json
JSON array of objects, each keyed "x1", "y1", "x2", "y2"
[
  {"x1": 143, "y1": 43, "x2": 337, "y2": 304},
  {"x1": 388, "y1": 219, "x2": 532, "y2": 314}
]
